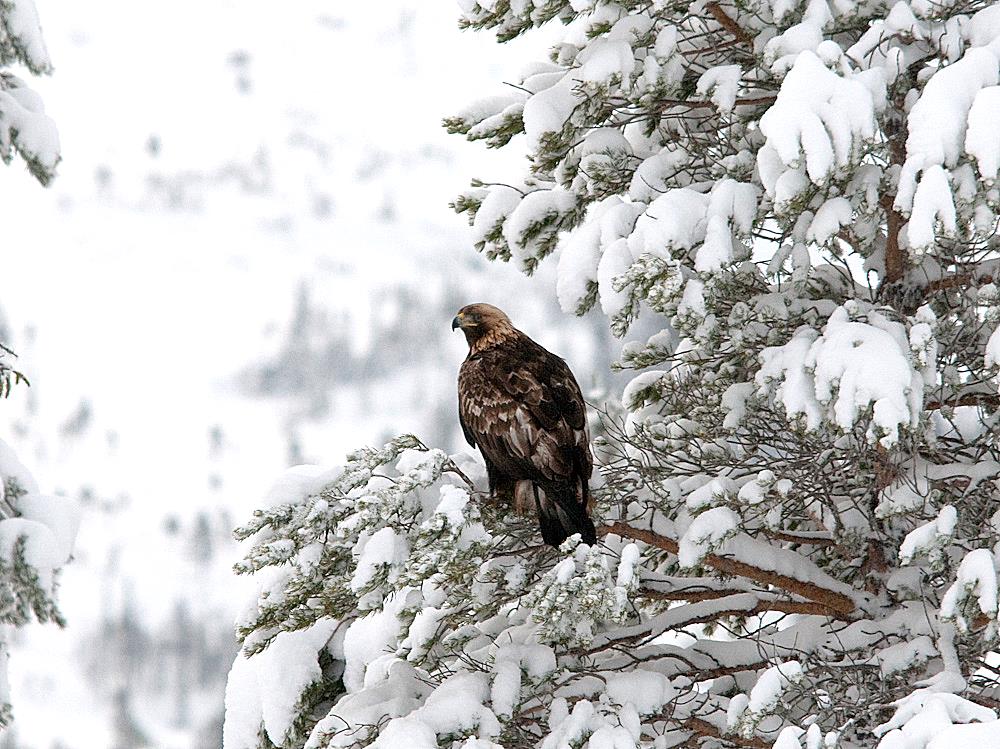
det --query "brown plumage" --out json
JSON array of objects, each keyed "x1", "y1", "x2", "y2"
[{"x1": 452, "y1": 303, "x2": 596, "y2": 547}]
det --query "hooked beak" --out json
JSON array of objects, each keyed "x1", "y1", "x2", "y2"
[{"x1": 451, "y1": 314, "x2": 462, "y2": 331}]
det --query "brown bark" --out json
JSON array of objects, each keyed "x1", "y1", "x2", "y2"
[
  {"x1": 766, "y1": 529, "x2": 836, "y2": 547},
  {"x1": 925, "y1": 393, "x2": 1000, "y2": 411},
  {"x1": 638, "y1": 587, "x2": 846, "y2": 618},
  {"x1": 925, "y1": 272, "x2": 994, "y2": 294},
  {"x1": 682, "y1": 718, "x2": 770, "y2": 748},
  {"x1": 600, "y1": 522, "x2": 857, "y2": 615},
  {"x1": 705, "y1": 2, "x2": 753, "y2": 46},
  {"x1": 880, "y1": 193, "x2": 906, "y2": 285},
  {"x1": 881, "y1": 87, "x2": 909, "y2": 286}
]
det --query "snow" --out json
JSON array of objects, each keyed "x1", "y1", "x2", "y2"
[
  {"x1": 678, "y1": 278, "x2": 706, "y2": 318},
  {"x1": 342, "y1": 592, "x2": 410, "y2": 694},
  {"x1": 774, "y1": 726, "x2": 806, "y2": 749},
  {"x1": 0, "y1": 518, "x2": 61, "y2": 584},
  {"x1": 876, "y1": 693, "x2": 996, "y2": 746},
  {"x1": 940, "y1": 549, "x2": 999, "y2": 625},
  {"x1": 909, "y1": 305, "x2": 938, "y2": 383},
  {"x1": 556, "y1": 204, "x2": 604, "y2": 312},
  {"x1": 986, "y1": 325, "x2": 1000, "y2": 369},
  {"x1": 696, "y1": 65, "x2": 742, "y2": 113},
  {"x1": 727, "y1": 693, "x2": 749, "y2": 730},
  {"x1": 521, "y1": 74, "x2": 578, "y2": 152},
  {"x1": 472, "y1": 186, "x2": 523, "y2": 247},
  {"x1": 541, "y1": 699, "x2": 595, "y2": 749},
  {"x1": 759, "y1": 305, "x2": 923, "y2": 446},
  {"x1": 453, "y1": 94, "x2": 523, "y2": 127},
  {"x1": 621, "y1": 370, "x2": 666, "y2": 409},
  {"x1": 4, "y1": 0, "x2": 51, "y2": 73},
  {"x1": 221, "y1": 652, "x2": 264, "y2": 749},
  {"x1": 678, "y1": 506, "x2": 738, "y2": 568},
  {"x1": 490, "y1": 644, "x2": 555, "y2": 718},
  {"x1": 737, "y1": 661, "x2": 804, "y2": 736},
  {"x1": 628, "y1": 146, "x2": 688, "y2": 203},
  {"x1": 757, "y1": 327, "x2": 823, "y2": 430},
  {"x1": 605, "y1": 669, "x2": 675, "y2": 715},
  {"x1": 630, "y1": 188, "x2": 710, "y2": 258},
  {"x1": 577, "y1": 38, "x2": 635, "y2": 83},
  {"x1": 737, "y1": 470, "x2": 776, "y2": 505},
  {"x1": 616, "y1": 543, "x2": 640, "y2": 587},
  {"x1": 967, "y1": 4, "x2": 1000, "y2": 47},
  {"x1": 899, "y1": 506, "x2": 957, "y2": 565},
  {"x1": 223, "y1": 618, "x2": 338, "y2": 749},
  {"x1": 896, "y1": 45, "x2": 1000, "y2": 240},
  {"x1": 806, "y1": 197, "x2": 852, "y2": 244},
  {"x1": 876, "y1": 636, "x2": 937, "y2": 677},
  {"x1": 907, "y1": 165, "x2": 957, "y2": 250},
  {"x1": 695, "y1": 181, "x2": 758, "y2": 272},
  {"x1": 434, "y1": 484, "x2": 471, "y2": 526},
  {"x1": 0, "y1": 83, "x2": 60, "y2": 173},
  {"x1": 559, "y1": 198, "x2": 643, "y2": 314},
  {"x1": 927, "y1": 721, "x2": 1000, "y2": 748},
  {"x1": 502, "y1": 188, "x2": 577, "y2": 264},
  {"x1": 722, "y1": 381, "x2": 755, "y2": 429},
  {"x1": 372, "y1": 716, "x2": 438, "y2": 749},
  {"x1": 748, "y1": 661, "x2": 802, "y2": 712},
  {"x1": 596, "y1": 237, "x2": 633, "y2": 317},
  {"x1": 375, "y1": 671, "x2": 500, "y2": 747},
  {"x1": 877, "y1": 479, "x2": 931, "y2": 518},
  {"x1": 966, "y1": 87, "x2": 1000, "y2": 182},
  {"x1": 685, "y1": 477, "x2": 736, "y2": 512},
  {"x1": 490, "y1": 653, "x2": 521, "y2": 718},
  {"x1": 350, "y1": 527, "x2": 409, "y2": 594},
  {"x1": 10, "y1": 492, "x2": 78, "y2": 563},
  {"x1": 759, "y1": 51, "x2": 878, "y2": 189}
]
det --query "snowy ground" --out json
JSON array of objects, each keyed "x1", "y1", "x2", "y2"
[{"x1": 0, "y1": 3, "x2": 581, "y2": 747}]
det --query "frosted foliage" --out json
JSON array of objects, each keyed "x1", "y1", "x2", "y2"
[
  {"x1": 759, "y1": 52, "x2": 879, "y2": 193},
  {"x1": 896, "y1": 47, "x2": 999, "y2": 223},
  {"x1": 678, "y1": 506, "x2": 739, "y2": 567},
  {"x1": 0, "y1": 436, "x2": 79, "y2": 727},
  {"x1": 224, "y1": 0, "x2": 1000, "y2": 746},
  {"x1": 697, "y1": 65, "x2": 742, "y2": 114},
  {"x1": 759, "y1": 304, "x2": 924, "y2": 446},
  {"x1": 0, "y1": 0, "x2": 59, "y2": 183},
  {"x1": 226, "y1": 437, "x2": 596, "y2": 749},
  {"x1": 224, "y1": 620, "x2": 339, "y2": 749}
]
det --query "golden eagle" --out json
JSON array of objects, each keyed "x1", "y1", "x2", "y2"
[{"x1": 452, "y1": 303, "x2": 596, "y2": 547}]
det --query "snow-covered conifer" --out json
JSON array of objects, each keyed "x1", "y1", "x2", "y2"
[
  {"x1": 0, "y1": 0, "x2": 59, "y2": 184},
  {"x1": 225, "y1": 1, "x2": 1000, "y2": 747},
  {"x1": 0, "y1": 346, "x2": 79, "y2": 727}
]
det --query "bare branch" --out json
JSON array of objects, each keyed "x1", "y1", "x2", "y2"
[{"x1": 704, "y1": 2, "x2": 753, "y2": 46}]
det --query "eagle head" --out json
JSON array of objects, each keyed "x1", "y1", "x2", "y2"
[{"x1": 452, "y1": 303, "x2": 514, "y2": 347}]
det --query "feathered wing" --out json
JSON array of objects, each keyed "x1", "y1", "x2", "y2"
[{"x1": 458, "y1": 333, "x2": 595, "y2": 546}]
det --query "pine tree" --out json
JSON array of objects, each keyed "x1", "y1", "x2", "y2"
[
  {"x1": 0, "y1": 0, "x2": 59, "y2": 185},
  {"x1": 0, "y1": 350, "x2": 79, "y2": 727},
  {"x1": 0, "y1": 0, "x2": 69, "y2": 730},
  {"x1": 224, "y1": 2, "x2": 1000, "y2": 747}
]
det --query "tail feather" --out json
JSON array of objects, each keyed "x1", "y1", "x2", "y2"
[{"x1": 534, "y1": 482, "x2": 597, "y2": 547}]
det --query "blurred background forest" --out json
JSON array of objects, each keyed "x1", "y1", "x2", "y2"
[{"x1": 0, "y1": 2, "x2": 620, "y2": 747}]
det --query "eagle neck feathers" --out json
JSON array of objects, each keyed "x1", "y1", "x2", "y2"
[{"x1": 468, "y1": 322, "x2": 520, "y2": 356}]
